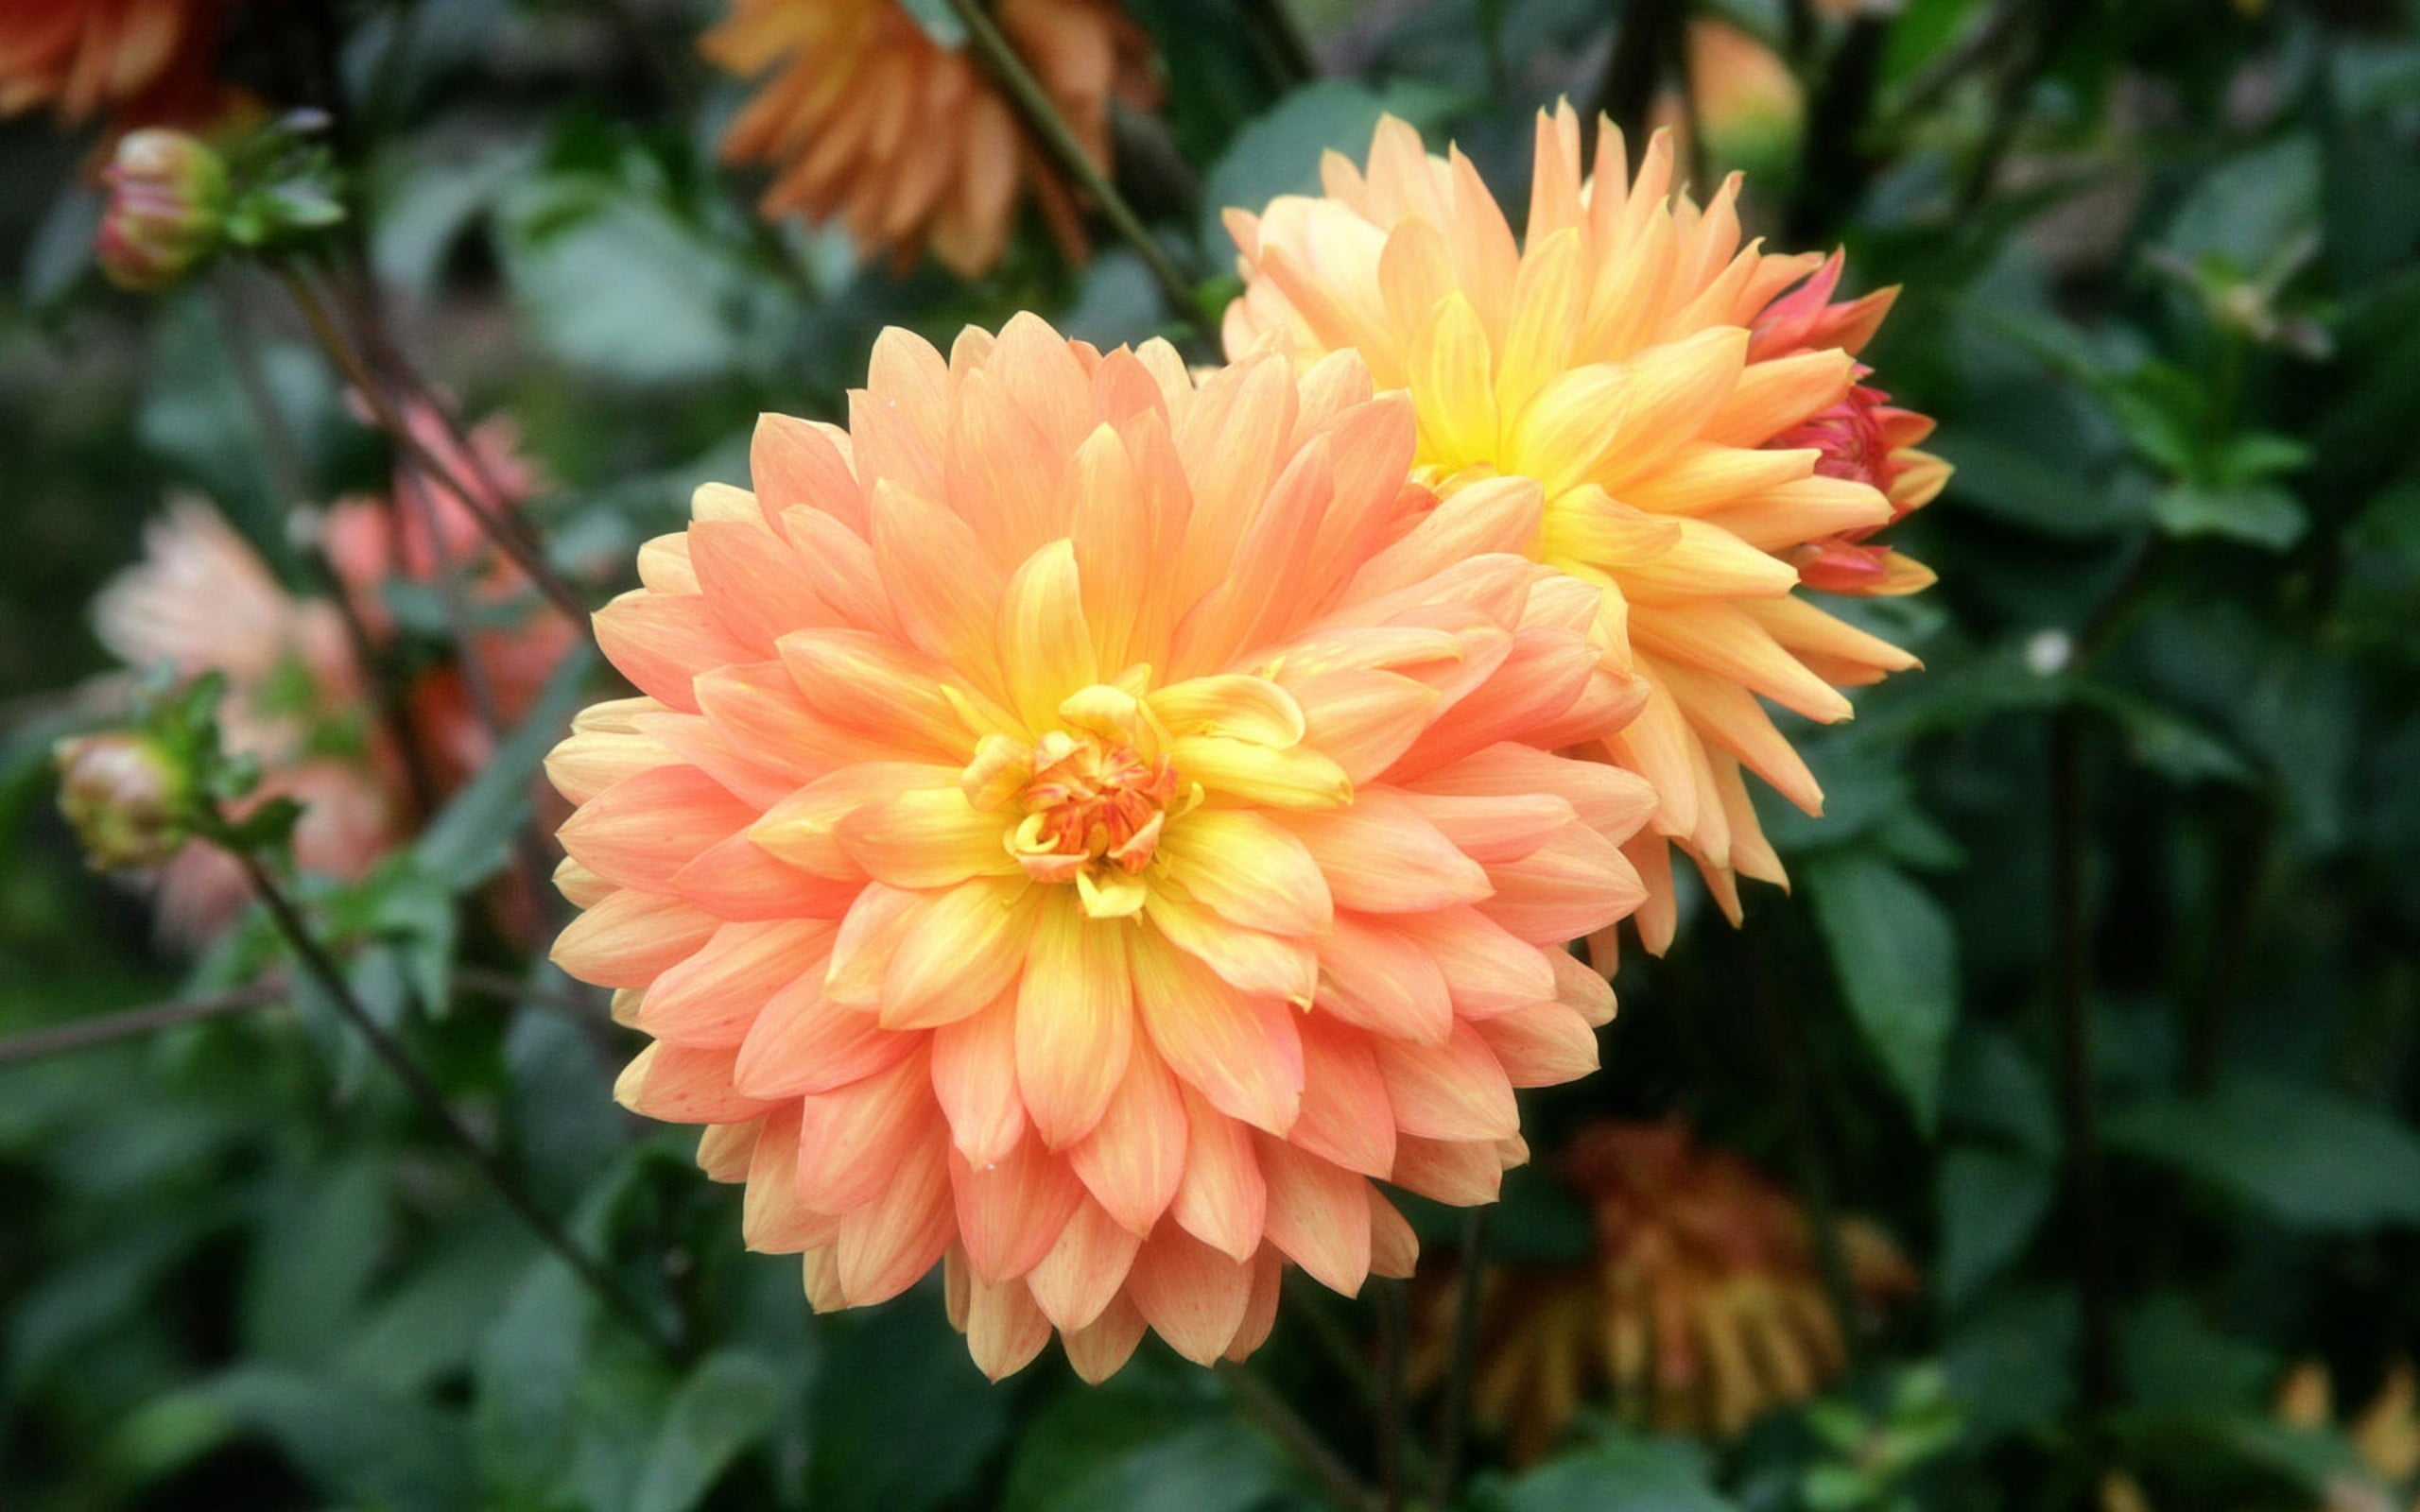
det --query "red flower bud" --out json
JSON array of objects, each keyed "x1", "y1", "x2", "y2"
[{"x1": 95, "y1": 129, "x2": 229, "y2": 292}]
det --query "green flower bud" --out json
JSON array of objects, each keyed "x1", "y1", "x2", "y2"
[
  {"x1": 96, "y1": 129, "x2": 231, "y2": 292},
  {"x1": 55, "y1": 731, "x2": 192, "y2": 870}
]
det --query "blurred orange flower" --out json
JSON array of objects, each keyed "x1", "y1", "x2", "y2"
[
  {"x1": 703, "y1": 0, "x2": 1158, "y2": 276},
  {"x1": 1223, "y1": 106, "x2": 1947, "y2": 954},
  {"x1": 1414, "y1": 1117, "x2": 1914, "y2": 1459},
  {"x1": 0, "y1": 0, "x2": 241, "y2": 129},
  {"x1": 546, "y1": 315, "x2": 1657, "y2": 1381}
]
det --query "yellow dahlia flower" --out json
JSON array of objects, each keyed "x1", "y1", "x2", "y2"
[
  {"x1": 703, "y1": 0, "x2": 1158, "y2": 277},
  {"x1": 1223, "y1": 105, "x2": 1949, "y2": 953},
  {"x1": 545, "y1": 315, "x2": 1660, "y2": 1380}
]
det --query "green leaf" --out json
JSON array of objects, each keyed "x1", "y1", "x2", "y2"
[
  {"x1": 414, "y1": 642, "x2": 596, "y2": 887},
  {"x1": 2105, "y1": 1076, "x2": 2420, "y2": 1229},
  {"x1": 1805, "y1": 852, "x2": 1960, "y2": 1133},
  {"x1": 1941, "y1": 1027, "x2": 2058, "y2": 1157},
  {"x1": 1936, "y1": 1147, "x2": 2053, "y2": 1308},
  {"x1": 2119, "y1": 1296, "x2": 2275, "y2": 1415},
  {"x1": 2073, "y1": 686, "x2": 2258, "y2": 787},
  {"x1": 2150, "y1": 481, "x2": 2308, "y2": 551},
  {"x1": 631, "y1": 1350, "x2": 785, "y2": 1512},
  {"x1": 1494, "y1": 1433, "x2": 1738, "y2": 1511},
  {"x1": 809, "y1": 1295, "x2": 1011, "y2": 1512},
  {"x1": 1198, "y1": 81, "x2": 1391, "y2": 259},
  {"x1": 474, "y1": 1254, "x2": 598, "y2": 1502},
  {"x1": 199, "y1": 1365, "x2": 474, "y2": 1512},
  {"x1": 1940, "y1": 1289, "x2": 2077, "y2": 1446},
  {"x1": 1004, "y1": 1377, "x2": 1304, "y2": 1512}
]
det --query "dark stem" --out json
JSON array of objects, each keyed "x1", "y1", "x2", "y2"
[
  {"x1": 233, "y1": 849, "x2": 674, "y2": 1358},
  {"x1": 1956, "y1": 0, "x2": 2087, "y2": 215},
  {"x1": 0, "y1": 979, "x2": 288, "y2": 1068},
  {"x1": 2189, "y1": 797, "x2": 2273, "y2": 1093},
  {"x1": 1284, "y1": 1273, "x2": 1386, "y2": 1411},
  {"x1": 937, "y1": 0, "x2": 1207, "y2": 335},
  {"x1": 1374, "y1": 1281, "x2": 1407, "y2": 1512},
  {"x1": 276, "y1": 266, "x2": 594, "y2": 629},
  {"x1": 1594, "y1": 0, "x2": 1689, "y2": 168},
  {"x1": 2050, "y1": 710, "x2": 2117, "y2": 1413},
  {"x1": 1750, "y1": 928, "x2": 1865, "y2": 1366},
  {"x1": 1219, "y1": 1362, "x2": 1377, "y2": 1512},
  {"x1": 1788, "y1": 14, "x2": 1889, "y2": 248},
  {"x1": 1431, "y1": 1207, "x2": 1491, "y2": 1507},
  {"x1": 1236, "y1": 0, "x2": 1318, "y2": 85}
]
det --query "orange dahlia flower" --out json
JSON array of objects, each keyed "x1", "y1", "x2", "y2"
[
  {"x1": 0, "y1": 0, "x2": 236, "y2": 129},
  {"x1": 546, "y1": 315, "x2": 1660, "y2": 1381},
  {"x1": 1414, "y1": 1117, "x2": 1914, "y2": 1458},
  {"x1": 703, "y1": 0, "x2": 1158, "y2": 277},
  {"x1": 1223, "y1": 106, "x2": 1948, "y2": 953}
]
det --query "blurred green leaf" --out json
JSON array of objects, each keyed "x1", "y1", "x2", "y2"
[
  {"x1": 1004, "y1": 1376, "x2": 1304, "y2": 1512},
  {"x1": 631, "y1": 1349, "x2": 785, "y2": 1512},
  {"x1": 809, "y1": 1296, "x2": 1010, "y2": 1512},
  {"x1": 414, "y1": 642, "x2": 596, "y2": 888},
  {"x1": 1805, "y1": 852, "x2": 1959, "y2": 1133},
  {"x1": 1936, "y1": 1147, "x2": 2052, "y2": 1309},
  {"x1": 1492, "y1": 1432, "x2": 1737, "y2": 1510},
  {"x1": 200, "y1": 1365, "x2": 474, "y2": 1512},
  {"x1": 1198, "y1": 80, "x2": 1390, "y2": 259},
  {"x1": 2149, "y1": 481, "x2": 2308, "y2": 551},
  {"x1": 2107, "y1": 1076, "x2": 2420, "y2": 1229}
]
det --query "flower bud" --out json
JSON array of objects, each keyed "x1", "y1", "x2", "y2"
[
  {"x1": 96, "y1": 129, "x2": 231, "y2": 292},
  {"x1": 55, "y1": 732, "x2": 191, "y2": 870}
]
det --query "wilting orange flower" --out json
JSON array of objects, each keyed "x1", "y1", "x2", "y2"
[
  {"x1": 1223, "y1": 106, "x2": 1949, "y2": 953},
  {"x1": 0, "y1": 0, "x2": 238, "y2": 129},
  {"x1": 1414, "y1": 1118, "x2": 1913, "y2": 1459},
  {"x1": 703, "y1": 0, "x2": 1157, "y2": 276},
  {"x1": 546, "y1": 315, "x2": 1660, "y2": 1381},
  {"x1": 92, "y1": 409, "x2": 568, "y2": 942}
]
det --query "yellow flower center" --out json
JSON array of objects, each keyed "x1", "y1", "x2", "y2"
[
  {"x1": 1013, "y1": 730, "x2": 1177, "y2": 881},
  {"x1": 961, "y1": 682, "x2": 1201, "y2": 919}
]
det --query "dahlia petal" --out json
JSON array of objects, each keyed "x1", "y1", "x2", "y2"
[
  {"x1": 834, "y1": 1135, "x2": 954, "y2": 1305},
  {"x1": 1496, "y1": 226, "x2": 1582, "y2": 421},
  {"x1": 779, "y1": 627, "x2": 986, "y2": 760},
  {"x1": 962, "y1": 1269, "x2": 1053, "y2": 1381},
  {"x1": 837, "y1": 785, "x2": 1022, "y2": 889},
  {"x1": 1478, "y1": 825, "x2": 1647, "y2": 942},
  {"x1": 1226, "y1": 1248, "x2": 1288, "y2": 1362},
  {"x1": 1063, "y1": 1295, "x2": 1148, "y2": 1383},
  {"x1": 998, "y1": 540, "x2": 1099, "y2": 730},
  {"x1": 882, "y1": 875, "x2": 1040, "y2": 1030},
  {"x1": 1374, "y1": 1022, "x2": 1519, "y2": 1142},
  {"x1": 1474, "y1": 1002, "x2": 1600, "y2": 1087},
  {"x1": 695, "y1": 662, "x2": 874, "y2": 783},
  {"x1": 1593, "y1": 326, "x2": 1749, "y2": 487},
  {"x1": 1282, "y1": 790, "x2": 1493, "y2": 914},
  {"x1": 1144, "y1": 888, "x2": 1317, "y2": 1002},
  {"x1": 1256, "y1": 1134, "x2": 1372, "y2": 1296},
  {"x1": 1167, "y1": 732, "x2": 1352, "y2": 811},
  {"x1": 1349, "y1": 476, "x2": 1545, "y2": 601},
  {"x1": 615, "y1": 1042, "x2": 772, "y2": 1125},
  {"x1": 794, "y1": 1050, "x2": 933, "y2": 1213},
  {"x1": 1132, "y1": 932, "x2": 1303, "y2": 1137},
  {"x1": 699, "y1": 1119, "x2": 763, "y2": 1183},
  {"x1": 1369, "y1": 1194, "x2": 1420, "y2": 1280},
  {"x1": 638, "y1": 919, "x2": 834, "y2": 1048},
  {"x1": 1649, "y1": 653, "x2": 1824, "y2": 815},
  {"x1": 1016, "y1": 894, "x2": 1134, "y2": 1146},
  {"x1": 1395, "y1": 787, "x2": 1576, "y2": 866},
  {"x1": 554, "y1": 858, "x2": 614, "y2": 910},
  {"x1": 1411, "y1": 743, "x2": 1660, "y2": 845},
  {"x1": 558, "y1": 765, "x2": 753, "y2": 892},
  {"x1": 1067, "y1": 1039, "x2": 1187, "y2": 1234},
  {"x1": 1280, "y1": 668, "x2": 1440, "y2": 784},
  {"x1": 1156, "y1": 809, "x2": 1332, "y2": 936},
  {"x1": 675, "y1": 832, "x2": 865, "y2": 921},
  {"x1": 1173, "y1": 435, "x2": 1333, "y2": 675},
  {"x1": 1317, "y1": 913, "x2": 1455, "y2": 1044},
  {"x1": 735, "y1": 972, "x2": 915, "y2": 1100},
  {"x1": 1389, "y1": 1133, "x2": 1504, "y2": 1205},
  {"x1": 744, "y1": 1108, "x2": 840, "y2": 1253},
  {"x1": 1705, "y1": 347, "x2": 1854, "y2": 447},
  {"x1": 951, "y1": 1138, "x2": 1084, "y2": 1282},
  {"x1": 1409, "y1": 293, "x2": 1499, "y2": 469},
  {"x1": 1414, "y1": 905, "x2": 1559, "y2": 1018},
  {"x1": 752, "y1": 413, "x2": 862, "y2": 528},
  {"x1": 1147, "y1": 675, "x2": 1306, "y2": 748},
  {"x1": 545, "y1": 699, "x2": 674, "y2": 803},
  {"x1": 634, "y1": 711, "x2": 804, "y2": 814},
  {"x1": 751, "y1": 763, "x2": 957, "y2": 881},
  {"x1": 1025, "y1": 1197, "x2": 1140, "y2": 1332},
  {"x1": 931, "y1": 989, "x2": 1028, "y2": 1165},
  {"x1": 1173, "y1": 355, "x2": 1296, "y2": 608},
  {"x1": 870, "y1": 479, "x2": 1009, "y2": 695},
  {"x1": 1551, "y1": 948, "x2": 1618, "y2": 1027},
  {"x1": 947, "y1": 368, "x2": 1062, "y2": 571},
  {"x1": 1127, "y1": 1227, "x2": 1253, "y2": 1365},
  {"x1": 552, "y1": 888, "x2": 718, "y2": 988},
  {"x1": 689, "y1": 516, "x2": 824, "y2": 653},
  {"x1": 1170, "y1": 1087, "x2": 1268, "y2": 1262},
  {"x1": 1292, "y1": 1016, "x2": 1397, "y2": 1178},
  {"x1": 593, "y1": 591, "x2": 756, "y2": 713}
]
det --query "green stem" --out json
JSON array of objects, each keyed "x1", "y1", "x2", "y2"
[
  {"x1": 0, "y1": 979, "x2": 288, "y2": 1069},
  {"x1": 936, "y1": 0, "x2": 1207, "y2": 334},
  {"x1": 1219, "y1": 1361, "x2": 1377, "y2": 1512},
  {"x1": 232, "y1": 848, "x2": 675, "y2": 1359},
  {"x1": 1431, "y1": 1207, "x2": 1491, "y2": 1507}
]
